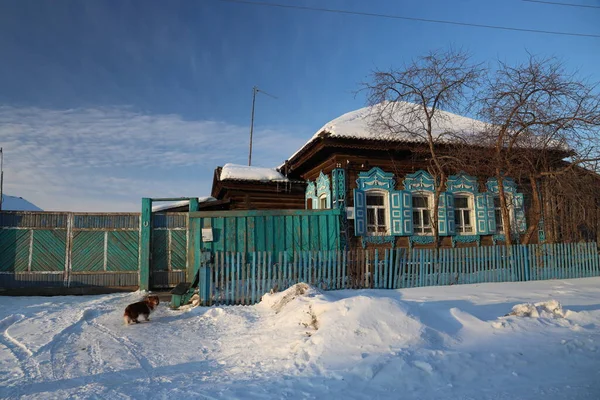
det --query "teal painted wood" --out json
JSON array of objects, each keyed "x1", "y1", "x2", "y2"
[
  {"x1": 590, "y1": 243, "x2": 600, "y2": 276},
  {"x1": 140, "y1": 198, "x2": 151, "y2": 290},
  {"x1": 204, "y1": 243, "x2": 600, "y2": 305},
  {"x1": 591, "y1": 243, "x2": 598, "y2": 276}
]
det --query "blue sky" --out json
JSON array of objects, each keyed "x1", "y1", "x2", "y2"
[{"x1": 0, "y1": 0, "x2": 598, "y2": 211}]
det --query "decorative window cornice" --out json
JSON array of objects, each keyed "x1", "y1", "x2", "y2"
[
  {"x1": 306, "y1": 181, "x2": 316, "y2": 197},
  {"x1": 316, "y1": 171, "x2": 331, "y2": 197},
  {"x1": 486, "y1": 177, "x2": 517, "y2": 194},
  {"x1": 356, "y1": 167, "x2": 395, "y2": 191},
  {"x1": 403, "y1": 170, "x2": 435, "y2": 192},
  {"x1": 447, "y1": 172, "x2": 478, "y2": 194}
]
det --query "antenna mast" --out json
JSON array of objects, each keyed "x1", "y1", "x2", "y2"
[
  {"x1": 248, "y1": 86, "x2": 277, "y2": 166},
  {"x1": 0, "y1": 148, "x2": 3, "y2": 211}
]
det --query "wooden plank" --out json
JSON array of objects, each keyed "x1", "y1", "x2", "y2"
[
  {"x1": 342, "y1": 250, "x2": 347, "y2": 289},
  {"x1": 382, "y1": 249, "x2": 388, "y2": 289},
  {"x1": 251, "y1": 252, "x2": 257, "y2": 304},
  {"x1": 373, "y1": 249, "x2": 379, "y2": 289},
  {"x1": 265, "y1": 216, "x2": 274, "y2": 253},
  {"x1": 255, "y1": 216, "x2": 266, "y2": 254}
]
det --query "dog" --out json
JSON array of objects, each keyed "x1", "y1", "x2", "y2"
[{"x1": 123, "y1": 295, "x2": 160, "y2": 325}]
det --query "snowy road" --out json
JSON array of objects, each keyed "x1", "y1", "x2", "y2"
[{"x1": 1, "y1": 278, "x2": 599, "y2": 399}]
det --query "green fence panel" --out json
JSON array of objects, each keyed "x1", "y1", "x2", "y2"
[
  {"x1": 71, "y1": 231, "x2": 104, "y2": 272},
  {"x1": 107, "y1": 231, "x2": 139, "y2": 271},
  {"x1": 0, "y1": 229, "x2": 30, "y2": 272},
  {"x1": 30, "y1": 230, "x2": 66, "y2": 272}
]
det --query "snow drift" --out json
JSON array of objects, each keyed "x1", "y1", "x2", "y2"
[{"x1": 1, "y1": 279, "x2": 599, "y2": 399}]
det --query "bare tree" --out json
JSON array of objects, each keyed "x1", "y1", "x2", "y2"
[
  {"x1": 361, "y1": 48, "x2": 483, "y2": 246},
  {"x1": 477, "y1": 54, "x2": 600, "y2": 245}
]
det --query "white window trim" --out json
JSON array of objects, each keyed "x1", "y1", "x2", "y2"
[
  {"x1": 454, "y1": 193, "x2": 475, "y2": 235},
  {"x1": 318, "y1": 194, "x2": 328, "y2": 210},
  {"x1": 365, "y1": 190, "x2": 390, "y2": 236},
  {"x1": 412, "y1": 192, "x2": 433, "y2": 236}
]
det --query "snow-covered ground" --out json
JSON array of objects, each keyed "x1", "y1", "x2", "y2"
[{"x1": 1, "y1": 278, "x2": 599, "y2": 399}]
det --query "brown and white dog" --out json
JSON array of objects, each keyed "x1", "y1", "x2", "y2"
[{"x1": 123, "y1": 295, "x2": 160, "y2": 325}]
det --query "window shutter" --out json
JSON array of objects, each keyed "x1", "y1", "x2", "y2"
[
  {"x1": 485, "y1": 193, "x2": 497, "y2": 233},
  {"x1": 475, "y1": 193, "x2": 489, "y2": 235},
  {"x1": 438, "y1": 194, "x2": 449, "y2": 236},
  {"x1": 514, "y1": 193, "x2": 526, "y2": 233},
  {"x1": 390, "y1": 190, "x2": 410, "y2": 236},
  {"x1": 354, "y1": 189, "x2": 366, "y2": 236},
  {"x1": 445, "y1": 193, "x2": 456, "y2": 235},
  {"x1": 401, "y1": 191, "x2": 413, "y2": 234}
]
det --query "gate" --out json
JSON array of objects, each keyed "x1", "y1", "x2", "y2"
[{"x1": 186, "y1": 209, "x2": 342, "y2": 282}]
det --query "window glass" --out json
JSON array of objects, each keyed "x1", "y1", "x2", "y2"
[
  {"x1": 455, "y1": 195, "x2": 473, "y2": 234},
  {"x1": 412, "y1": 195, "x2": 432, "y2": 235},
  {"x1": 366, "y1": 192, "x2": 387, "y2": 234}
]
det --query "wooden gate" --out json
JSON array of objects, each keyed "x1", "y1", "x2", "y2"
[{"x1": 186, "y1": 209, "x2": 342, "y2": 282}]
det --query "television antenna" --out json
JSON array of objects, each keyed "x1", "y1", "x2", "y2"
[{"x1": 248, "y1": 86, "x2": 277, "y2": 166}]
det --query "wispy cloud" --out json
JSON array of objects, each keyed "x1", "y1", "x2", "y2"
[{"x1": 0, "y1": 106, "x2": 306, "y2": 212}]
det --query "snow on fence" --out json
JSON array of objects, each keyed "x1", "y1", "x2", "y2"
[{"x1": 201, "y1": 242, "x2": 600, "y2": 305}]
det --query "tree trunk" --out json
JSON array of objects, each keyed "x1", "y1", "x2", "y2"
[
  {"x1": 496, "y1": 172, "x2": 513, "y2": 246},
  {"x1": 522, "y1": 175, "x2": 541, "y2": 245}
]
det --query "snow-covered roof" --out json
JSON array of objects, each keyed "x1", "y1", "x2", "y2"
[
  {"x1": 1, "y1": 194, "x2": 43, "y2": 211},
  {"x1": 287, "y1": 101, "x2": 488, "y2": 162},
  {"x1": 151, "y1": 196, "x2": 216, "y2": 212},
  {"x1": 219, "y1": 163, "x2": 289, "y2": 182}
]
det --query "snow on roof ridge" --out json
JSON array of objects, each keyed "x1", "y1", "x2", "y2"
[
  {"x1": 151, "y1": 196, "x2": 216, "y2": 212},
  {"x1": 285, "y1": 101, "x2": 488, "y2": 163},
  {"x1": 220, "y1": 163, "x2": 289, "y2": 182}
]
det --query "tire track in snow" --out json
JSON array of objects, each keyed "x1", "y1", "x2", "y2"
[
  {"x1": 0, "y1": 314, "x2": 42, "y2": 396},
  {"x1": 39, "y1": 295, "x2": 134, "y2": 381},
  {"x1": 87, "y1": 317, "x2": 155, "y2": 384}
]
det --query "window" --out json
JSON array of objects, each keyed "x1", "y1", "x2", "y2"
[
  {"x1": 366, "y1": 192, "x2": 388, "y2": 234},
  {"x1": 319, "y1": 195, "x2": 327, "y2": 209},
  {"x1": 494, "y1": 196, "x2": 504, "y2": 233},
  {"x1": 412, "y1": 194, "x2": 432, "y2": 235},
  {"x1": 454, "y1": 195, "x2": 473, "y2": 234}
]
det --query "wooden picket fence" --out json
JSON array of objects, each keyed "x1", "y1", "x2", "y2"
[{"x1": 198, "y1": 242, "x2": 600, "y2": 305}]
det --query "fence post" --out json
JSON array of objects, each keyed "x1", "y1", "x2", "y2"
[
  {"x1": 523, "y1": 245, "x2": 530, "y2": 281},
  {"x1": 139, "y1": 198, "x2": 151, "y2": 291}
]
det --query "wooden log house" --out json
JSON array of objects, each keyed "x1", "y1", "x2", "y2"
[{"x1": 210, "y1": 104, "x2": 600, "y2": 249}]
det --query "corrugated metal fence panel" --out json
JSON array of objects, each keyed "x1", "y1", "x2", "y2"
[
  {"x1": 74, "y1": 213, "x2": 139, "y2": 230},
  {"x1": 0, "y1": 273, "x2": 64, "y2": 288},
  {"x1": 69, "y1": 272, "x2": 138, "y2": 287},
  {"x1": 190, "y1": 209, "x2": 341, "y2": 255},
  {"x1": 0, "y1": 229, "x2": 30, "y2": 272},
  {"x1": 0, "y1": 212, "x2": 67, "y2": 228},
  {"x1": 152, "y1": 213, "x2": 187, "y2": 229}
]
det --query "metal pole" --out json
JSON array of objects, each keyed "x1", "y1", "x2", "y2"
[
  {"x1": 248, "y1": 86, "x2": 257, "y2": 166},
  {"x1": 0, "y1": 148, "x2": 3, "y2": 211}
]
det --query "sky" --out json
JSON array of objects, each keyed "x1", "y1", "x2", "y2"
[{"x1": 0, "y1": 0, "x2": 598, "y2": 212}]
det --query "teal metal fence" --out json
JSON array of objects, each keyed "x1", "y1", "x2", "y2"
[
  {"x1": 198, "y1": 242, "x2": 600, "y2": 305},
  {"x1": 0, "y1": 210, "x2": 189, "y2": 291}
]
